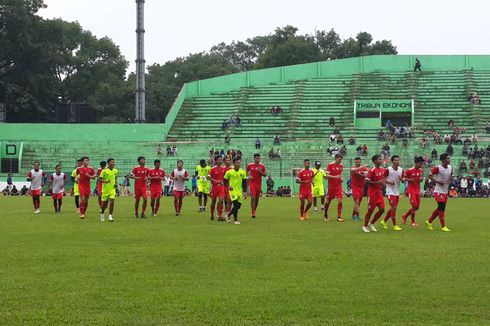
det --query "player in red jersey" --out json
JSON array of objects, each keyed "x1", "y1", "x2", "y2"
[
  {"x1": 129, "y1": 156, "x2": 150, "y2": 218},
  {"x1": 247, "y1": 153, "x2": 267, "y2": 218},
  {"x1": 425, "y1": 153, "x2": 453, "y2": 232},
  {"x1": 96, "y1": 160, "x2": 106, "y2": 212},
  {"x1": 209, "y1": 156, "x2": 227, "y2": 221},
  {"x1": 362, "y1": 155, "x2": 386, "y2": 233},
  {"x1": 350, "y1": 157, "x2": 368, "y2": 221},
  {"x1": 296, "y1": 159, "x2": 314, "y2": 221},
  {"x1": 401, "y1": 156, "x2": 424, "y2": 227},
  {"x1": 324, "y1": 154, "x2": 345, "y2": 222},
  {"x1": 76, "y1": 156, "x2": 97, "y2": 219},
  {"x1": 148, "y1": 159, "x2": 166, "y2": 217},
  {"x1": 222, "y1": 157, "x2": 233, "y2": 219}
]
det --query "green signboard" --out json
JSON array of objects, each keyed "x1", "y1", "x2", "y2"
[{"x1": 356, "y1": 100, "x2": 412, "y2": 112}]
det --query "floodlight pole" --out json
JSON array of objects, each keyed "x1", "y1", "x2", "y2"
[{"x1": 135, "y1": 0, "x2": 146, "y2": 123}]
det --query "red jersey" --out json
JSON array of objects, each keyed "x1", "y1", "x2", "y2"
[
  {"x1": 209, "y1": 165, "x2": 226, "y2": 186},
  {"x1": 366, "y1": 167, "x2": 386, "y2": 195},
  {"x1": 148, "y1": 168, "x2": 165, "y2": 191},
  {"x1": 247, "y1": 163, "x2": 266, "y2": 186},
  {"x1": 297, "y1": 168, "x2": 314, "y2": 193},
  {"x1": 132, "y1": 166, "x2": 149, "y2": 189},
  {"x1": 97, "y1": 168, "x2": 103, "y2": 186},
  {"x1": 405, "y1": 167, "x2": 423, "y2": 194},
  {"x1": 327, "y1": 162, "x2": 343, "y2": 189},
  {"x1": 351, "y1": 166, "x2": 368, "y2": 192},
  {"x1": 77, "y1": 167, "x2": 95, "y2": 189}
]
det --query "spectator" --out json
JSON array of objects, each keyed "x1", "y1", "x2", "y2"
[
  {"x1": 414, "y1": 58, "x2": 422, "y2": 72},
  {"x1": 225, "y1": 134, "x2": 231, "y2": 145},
  {"x1": 329, "y1": 117, "x2": 335, "y2": 127},
  {"x1": 6, "y1": 173, "x2": 13, "y2": 190},
  {"x1": 460, "y1": 176, "x2": 468, "y2": 196},
  {"x1": 21, "y1": 185, "x2": 28, "y2": 196},
  {"x1": 469, "y1": 159, "x2": 476, "y2": 170},
  {"x1": 172, "y1": 145, "x2": 178, "y2": 156},
  {"x1": 329, "y1": 133, "x2": 336, "y2": 142},
  {"x1": 337, "y1": 135, "x2": 344, "y2": 144},
  {"x1": 164, "y1": 176, "x2": 172, "y2": 196},
  {"x1": 266, "y1": 176, "x2": 275, "y2": 193},
  {"x1": 431, "y1": 148, "x2": 438, "y2": 160},
  {"x1": 255, "y1": 138, "x2": 261, "y2": 149},
  {"x1": 10, "y1": 185, "x2": 18, "y2": 196},
  {"x1": 348, "y1": 136, "x2": 356, "y2": 145},
  {"x1": 469, "y1": 91, "x2": 481, "y2": 104},
  {"x1": 448, "y1": 119, "x2": 454, "y2": 128},
  {"x1": 446, "y1": 144, "x2": 454, "y2": 156},
  {"x1": 448, "y1": 187, "x2": 458, "y2": 198},
  {"x1": 274, "y1": 134, "x2": 281, "y2": 145},
  {"x1": 191, "y1": 175, "x2": 197, "y2": 195},
  {"x1": 378, "y1": 130, "x2": 386, "y2": 141},
  {"x1": 460, "y1": 160, "x2": 467, "y2": 173},
  {"x1": 156, "y1": 144, "x2": 163, "y2": 158}
]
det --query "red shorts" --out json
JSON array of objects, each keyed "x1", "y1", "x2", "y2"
[
  {"x1": 211, "y1": 185, "x2": 225, "y2": 199},
  {"x1": 97, "y1": 183, "x2": 102, "y2": 196},
  {"x1": 408, "y1": 193, "x2": 421, "y2": 208},
  {"x1": 78, "y1": 187, "x2": 91, "y2": 198},
  {"x1": 434, "y1": 192, "x2": 448, "y2": 203},
  {"x1": 368, "y1": 192, "x2": 385, "y2": 209},
  {"x1": 352, "y1": 189, "x2": 364, "y2": 201},
  {"x1": 150, "y1": 188, "x2": 162, "y2": 199},
  {"x1": 388, "y1": 195, "x2": 399, "y2": 207},
  {"x1": 249, "y1": 183, "x2": 261, "y2": 197},
  {"x1": 327, "y1": 187, "x2": 343, "y2": 200},
  {"x1": 174, "y1": 190, "x2": 185, "y2": 198},
  {"x1": 224, "y1": 186, "x2": 230, "y2": 200},
  {"x1": 52, "y1": 192, "x2": 63, "y2": 200},
  {"x1": 134, "y1": 187, "x2": 148, "y2": 199},
  {"x1": 299, "y1": 191, "x2": 313, "y2": 200},
  {"x1": 31, "y1": 189, "x2": 42, "y2": 197}
]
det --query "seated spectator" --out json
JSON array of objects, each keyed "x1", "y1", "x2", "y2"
[
  {"x1": 448, "y1": 187, "x2": 458, "y2": 198},
  {"x1": 156, "y1": 144, "x2": 163, "y2": 157},
  {"x1": 255, "y1": 138, "x2": 261, "y2": 149},
  {"x1": 274, "y1": 134, "x2": 281, "y2": 145},
  {"x1": 471, "y1": 134, "x2": 478, "y2": 143},
  {"x1": 469, "y1": 159, "x2": 476, "y2": 170},
  {"x1": 390, "y1": 133, "x2": 397, "y2": 143},
  {"x1": 2, "y1": 187, "x2": 10, "y2": 196},
  {"x1": 448, "y1": 119, "x2": 454, "y2": 128},
  {"x1": 378, "y1": 130, "x2": 386, "y2": 141},
  {"x1": 329, "y1": 133, "x2": 336, "y2": 142},
  {"x1": 10, "y1": 185, "x2": 19, "y2": 196},
  {"x1": 21, "y1": 185, "x2": 29, "y2": 196},
  {"x1": 340, "y1": 145, "x2": 347, "y2": 156},
  {"x1": 486, "y1": 122, "x2": 490, "y2": 133},
  {"x1": 166, "y1": 146, "x2": 172, "y2": 156},
  {"x1": 361, "y1": 144, "x2": 368, "y2": 155},
  {"x1": 460, "y1": 160, "x2": 467, "y2": 173},
  {"x1": 469, "y1": 91, "x2": 481, "y2": 104},
  {"x1": 329, "y1": 117, "x2": 335, "y2": 127},
  {"x1": 446, "y1": 144, "x2": 454, "y2": 156},
  {"x1": 443, "y1": 134, "x2": 450, "y2": 143},
  {"x1": 348, "y1": 136, "x2": 356, "y2": 145},
  {"x1": 431, "y1": 148, "x2": 438, "y2": 159},
  {"x1": 337, "y1": 135, "x2": 344, "y2": 144},
  {"x1": 172, "y1": 145, "x2": 177, "y2": 156}
]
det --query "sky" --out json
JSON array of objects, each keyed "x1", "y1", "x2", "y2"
[{"x1": 40, "y1": 0, "x2": 490, "y2": 74}]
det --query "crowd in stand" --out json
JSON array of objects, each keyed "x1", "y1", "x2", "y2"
[
  {"x1": 271, "y1": 106, "x2": 283, "y2": 116},
  {"x1": 423, "y1": 175, "x2": 490, "y2": 198},
  {"x1": 221, "y1": 115, "x2": 241, "y2": 130},
  {"x1": 469, "y1": 91, "x2": 481, "y2": 105}
]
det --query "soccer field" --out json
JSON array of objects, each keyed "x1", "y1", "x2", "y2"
[{"x1": 1, "y1": 196, "x2": 489, "y2": 325}]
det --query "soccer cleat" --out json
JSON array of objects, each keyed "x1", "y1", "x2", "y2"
[
  {"x1": 368, "y1": 224, "x2": 378, "y2": 232},
  {"x1": 314, "y1": 207, "x2": 318, "y2": 213},
  {"x1": 380, "y1": 220, "x2": 388, "y2": 230},
  {"x1": 100, "y1": 214, "x2": 105, "y2": 222},
  {"x1": 362, "y1": 226, "x2": 370, "y2": 233},
  {"x1": 109, "y1": 215, "x2": 114, "y2": 222},
  {"x1": 152, "y1": 213, "x2": 157, "y2": 217},
  {"x1": 323, "y1": 216, "x2": 329, "y2": 222},
  {"x1": 441, "y1": 226, "x2": 451, "y2": 232},
  {"x1": 234, "y1": 221, "x2": 240, "y2": 225},
  {"x1": 34, "y1": 209, "x2": 40, "y2": 214},
  {"x1": 76, "y1": 208, "x2": 80, "y2": 213},
  {"x1": 337, "y1": 217, "x2": 344, "y2": 223},
  {"x1": 251, "y1": 215, "x2": 256, "y2": 219},
  {"x1": 210, "y1": 216, "x2": 214, "y2": 221},
  {"x1": 401, "y1": 214, "x2": 407, "y2": 225},
  {"x1": 393, "y1": 225, "x2": 403, "y2": 231},
  {"x1": 134, "y1": 214, "x2": 139, "y2": 218},
  {"x1": 304, "y1": 214, "x2": 309, "y2": 220},
  {"x1": 411, "y1": 222, "x2": 419, "y2": 227},
  {"x1": 80, "y1": 214, "x2": 85, "y2": 220},
  {"x1": 140, "y1": 213, "x2": 146, "y2": 219},
  {"x1": 218, "y1": 217, "x2": 225, "y2": 222},
  {"x1": 225, "y1": 214, "x2": 230, "y2": 223},
  {"x1": 300, "y1": 216, "x2": 305, "y2": 221},
  {"x1": 176, "y1": 213, "x2": 180, "y2": 216},
  {"x1": 424, "y1": 220, "x2": 434, "y2": 231},
  {"x1": 321, "y1": 206, "x2": 325, "y2": 212}
]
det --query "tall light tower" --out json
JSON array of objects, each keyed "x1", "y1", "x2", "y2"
[{"x1": 135, "y1": 0, "x2": 146, "y2": 123}]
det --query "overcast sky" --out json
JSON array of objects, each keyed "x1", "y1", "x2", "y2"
[{"x1": 41, "y1": 0, "x2": 490, "y2": 73}]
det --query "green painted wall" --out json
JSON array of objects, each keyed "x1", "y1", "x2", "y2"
[{"x1": 0, "y1": 124, "x2": 166, "y2": 142}]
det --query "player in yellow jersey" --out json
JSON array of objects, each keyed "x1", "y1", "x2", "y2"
[
  {"x1": 195, "y1": 159, "x2": 211, "y2": 212},
  {"x1": 71, "y1": 159, "x2": 83, "y2": 213},
  {"x1": 99, "y1": 158, "x2": 118, "y2": 222},
  {"x1": 224, "y1": 157, "x2": 248, "y2": 225},
  {"x1": 312, "y1": 161, "x2": 328, "y2": 213}
]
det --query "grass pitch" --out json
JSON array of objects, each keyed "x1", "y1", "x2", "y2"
[{"x1": 0, "y1": 196, "x2": 489, "y2": 325}]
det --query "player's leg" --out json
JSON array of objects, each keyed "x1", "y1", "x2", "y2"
[
  {"x1": 98, "y1": 195, "x2": 103, "y2": 212},
  {"x1": 74, "y1": 195, "x2": 80, "y2": 212},
  {"x1": 323, "y1": 195, "x2": 332, "y2": 220},
  {"x1": 134, "y1": 189, "x2": 140, "y2": 217},
  {"x1": 304, "y1": 195, "x2": 312, "y2": 217},
  {"x1": 203, "y1": 193, "x2": 208, "y2": 210},
  {"x1": 108, "y1": 198, "x2": 115, "y2": 221},
  {"x1": 210, "y1": 195, "x2": 217, "y2": 220},
  {"x1": 299, "y1": 196, "x2": 305, "y2": 220},
  {"x1": 352, "y1": 197, "x2": 361, "y2": 220},
  {"x1": 198, "y1": 188, "x2": 203, "y2": 211},
  {"x1": 178, "y1": 195, "x2": 183, "y2": 214},
  {"x1": 409, "y1": 195, "x2": 421, "y2": 226},
  {"x1": 231, "y1": 200, "x2": 242, "y2": 223},
  {"x1": 370, "y1": 199, "x2": 385, "y2": 225},
  {"x1": 141, "y1": 192, "x2": 148, "y2": 217},
  {"x1": 100, "y1": 198, "x2": 108, "y2": 221},
  {"x1": 364, "y1": 199, "x2": 375, "y2": 228},
  {"x1": 217, "y1": 194, "x2": 224, "y2": 220},
  {"x1": 313, "y1": 196, "x2": 318, "y2": 211},
  {"x1": 52, "y1": 197, "x2": 58, "y2": 212},
  {"x1": 155, "y1": 196, "x2": 161, "y2": 215},
  {"x1": 150, "y1": 196, "x2": 156, "y2": 215},
  {"x1": 320, "y1": 195, "x2": 325, "y2": 211},
  {"x1": 336, "y1": 195, "x2": 344, "y2": 222}
]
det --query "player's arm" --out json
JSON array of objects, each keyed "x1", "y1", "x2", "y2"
[
  {"x1": 86, "y1": 171, "x2": 98, "y2": 179},
  {"x1": 46, "y1": 175, "x2": 53, "y2": 192},
  {"x1": 242, "y1": 175, "x2": 248, "y2": 199},
  {"x1": 128, "y1": 169, "x2": 139, "y2": 179},
  {"x1": 223, "y1": 172, "x2": 230, "y2": 188},
  {"x1": 170, "y1": 171, "x2": 175, "y2": 181},
  {"x1": 257, "y1": 165, "x2": 266, "y2": 177},
  {"x1": 428, "y1": 167, "x2": 444, "y2": 185},
  {"x1": 26, "y1": 171, "x2": 32, "y2": 182},
  {"x1": 41, "y1": 172, "x2": 46, "y2": 186},
  {"x1": 351, "y1": 165, "x2": 368, "y2": 176},
  {"x1": 182, "y1": 171, "x2": 190, "y2": 181}
]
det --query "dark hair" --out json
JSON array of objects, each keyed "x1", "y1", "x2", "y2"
[
  {"x1": 304, "y1": 159, "x2": 310, "y2": 163},
  {"x1": 440, "y1": 153, "x2": 450, "y2": 161},
  {"x1": 254, "y1": 153, "x2": 261, "y2": 158},
  {"x1": 354, "y1": 157, "x2": 361, "y2": 160},
  {"x1": 33, "y1": 161, "x2": 40, "y2": 165},
  {"x1": 177, "y1": 160, "x2": 183, "y2": 164},
  {"x1": 391, "y1": 155, "x2": 400, "y2": 162},
  {"x1": 372, "y1": 154, "x2": 381, "y2": 163},
  {"x1": 214, "y1": 155, "x2": 222, "y2": 161},
  {"x1": 315, "y1": 161, "x2": 321, "y2": 165},
  {"x1": 414, "y1": 156, "x2": 424, "y2": 164},
  {"x1": 233, "y1": 157, "x2": 241, "y2": 163},
  {"x1": 200, "y1": 159, "x2": 206, "y2": 164},
  {"x1": 335, "y1": 154, "x2": 343, "y2": 159},
  {"x1": 81, "y1": 156, "x2": 89, "y2": 161},
  {"x1": 55, "y1": 164, "x2": 61, "y2": 168},
  {"x1": 154, "y1": 159, "x2": 160, "y2": 164},
  {"x1": 107, "y1": 158, "x2": 115, "y2": 163},
  {"x1": 137, "y1": 156, "x2": 145, "y2": 162},
  {"x1": 77, "y1": 159, "x2": 83, "y2": 163},
  {"x1": 100, "y1": 161, "x2": 107, "y2": 167}
]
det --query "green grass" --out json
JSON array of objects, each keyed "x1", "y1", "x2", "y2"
[{"x1": 0, "y1": 196, "x2": 489, "y2": 325}]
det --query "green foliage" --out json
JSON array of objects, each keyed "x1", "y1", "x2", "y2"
[{"x1": 0, "y1": 196, "x2": 488, "y2": 324}]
